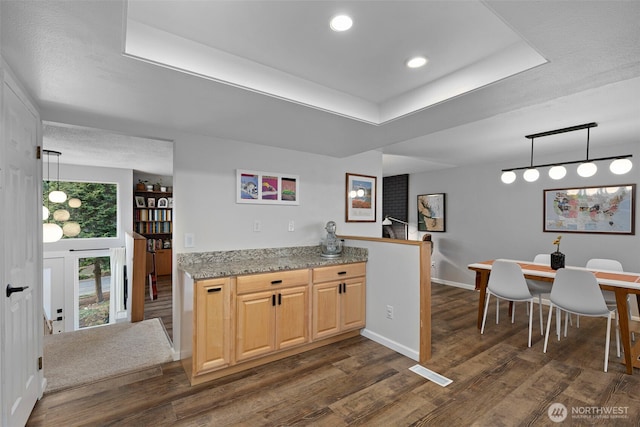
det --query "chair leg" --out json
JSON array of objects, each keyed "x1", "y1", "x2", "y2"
[
  {"x1": 512, "y1": 302, "x2": 516, "y2": 324},
  {"x1": 528, "y1": 298, "x2": 533, "y2": 347},
  {"x1": 544, "y1": 303, "x2": 554, "y2": 353},
  {"x1": 564, "y1": 311, "x2": 569, "y2": 337},
  {"x1": 604, "y1": 313, "x2": 612, "y2": 372},
  {"x1": 615, "y1": 314, "x2": 620, "y2": 358},
  {"x1": 556, "y1": 307, "x2": 561, "y2": 340},
  {"x1": 481, "y1": 293, "x2": 491, "y2": 335},
  {"x1": 538, "y1": 295, "x2": 544, "y2": 335},
  {"x1": 496, "y1": 298, "x2": 500, "y2": 324}
]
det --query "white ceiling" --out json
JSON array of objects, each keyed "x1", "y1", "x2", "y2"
[{"x1": 1, "y1": 1, "x2": 639, "y2": 177}]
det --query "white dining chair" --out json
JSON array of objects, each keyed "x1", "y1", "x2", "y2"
[
  {"x1": 543, "y1": 268, "x2": 619, "y2": 372},
  {"x1": 526, "y1": 254, "x2": 553, "y2": 334},
  {"x1": 481, "y1": 260, "x2": 534, "y2": 347},
  {"x1": 586, "y1": 258, "x2": 634, "y2": 342}
]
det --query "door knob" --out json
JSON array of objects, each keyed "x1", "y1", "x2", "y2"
[{"x1": 6, "y1": 284, "x2": 29, "y2": 297}]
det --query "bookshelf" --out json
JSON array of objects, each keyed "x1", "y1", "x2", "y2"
[{"x1": 134, "y1": 189, "x2": 172, "y2": 276}]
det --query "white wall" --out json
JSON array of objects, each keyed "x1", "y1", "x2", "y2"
[
  {"x1": 173, "y1": 133, "x2": 383, "y2": 253},
  {"x1": 409, "y1": 141, "x2": 640, "y2": 288},
  {"x1": 344, "y1": 238, "x2": 422, "y2": 361}
]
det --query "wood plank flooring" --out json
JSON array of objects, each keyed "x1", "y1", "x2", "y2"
[
  {"x1": 28, "y1": 283, "x2": 640, "y2": 426},
  {"x1": 144, "y1": 274, "x2": 173, "y2": 340}
]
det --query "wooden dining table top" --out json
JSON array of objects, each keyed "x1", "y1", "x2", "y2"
[{"x1": 468, "y1": 259, "x2": 640, "y2": 291}]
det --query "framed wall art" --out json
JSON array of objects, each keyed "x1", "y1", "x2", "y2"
[
  {"x1": 236, "y1": 169, "x2": 300, "y2": 205},
  {"x1": 345, "y1": 173, "x2": 377, "y2": 222},
  {"x1": 543, "y1": 184, "x2": 635, "y2": 235},
  {"x1": 417, "y1": 193, "x2": 446, "y2": 232}
]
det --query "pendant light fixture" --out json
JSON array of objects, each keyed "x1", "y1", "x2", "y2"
[
  {"x1": 501, "y1": 122, "x2": 633, "y2": 184},
  {"x1": 46, "y1": 149, "x2": 67, "y2": 203},
  {"x1": 42, "y1": 150, "x2": 63, "y2": 242}
]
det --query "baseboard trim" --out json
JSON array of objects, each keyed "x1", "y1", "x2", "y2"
[
  {"x1": 361, "y1": 329, "x2": 419, "y2": 361},
  {"x1": 432, "y1": 278, "x2": 475, "y2": 291}
]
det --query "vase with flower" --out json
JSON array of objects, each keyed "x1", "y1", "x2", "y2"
[{"x1": 550, "y1": 235, "x2": 565, "y2": 270}]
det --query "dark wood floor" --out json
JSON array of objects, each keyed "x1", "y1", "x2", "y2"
[
  {"x1": 28, "y1": 284, "x2": 640, "y2": 426},
  {"x1": 144, "y1": 274, "x2": 173, "y2": 340}
]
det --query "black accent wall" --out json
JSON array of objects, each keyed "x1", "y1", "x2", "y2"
[{"x1": 382, "y1": 174, "x2": 409, "y2": 238}]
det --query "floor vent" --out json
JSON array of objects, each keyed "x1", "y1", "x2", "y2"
[{"x1": 409, "y1": 364, "x2": 452, "y2": 387}]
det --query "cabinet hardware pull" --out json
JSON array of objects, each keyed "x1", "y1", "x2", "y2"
[
  {"x1": 338, "y1": 283, "x2": 342, "y2": 294},
  {"x1": 271, "y1": 280, "x2": 283, "y2": 285},
  {"x1": 272, "y1": 294, "x2": 276, "y2": 306},
  {"x1": 278, "y1": 293, "x2": 282, "y2": 305},
  {"x1": 207, "y1": 288, "x2": 222, "y2": 293},
  {"x1": 343, "y1": 283, "x2": 347, "y2": 293},
  {"x1": 337, "y1": 271, "x2": 347, "y2": 275}
]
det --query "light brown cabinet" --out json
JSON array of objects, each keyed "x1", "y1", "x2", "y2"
[
  {"x1": 155, "y1": 248, "x2": 172, "y2": 276},
  {"x1": 312, "y1": 263, "x2": 366, "y2": 340},
  {"x1": 193, "y1": 278, "x2": 232, "y2": 375},
  {"x1": 182, "y1": 261, "x2": 365, "y2": 385},
  {"x1": 235, "y1": 270, "x2": 309, "y2": 362},
  {"x1": 145, "y1": 248, "x2": 172, "y2": 278}
]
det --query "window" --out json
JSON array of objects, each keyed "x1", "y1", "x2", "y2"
[{"x1": 43, "y1": 181, "x2": 118, "y2": 239}]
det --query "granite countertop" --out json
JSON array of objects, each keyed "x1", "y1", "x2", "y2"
[{"x1": 178, "y1": 245, "x2": 368, "y2": 280}]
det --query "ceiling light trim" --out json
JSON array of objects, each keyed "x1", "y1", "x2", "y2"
[
  {"x1": 124, "y1": 14, "x2": 546, "y2": 126},
  {"x1": 380, "y1": 40, "x2": 547, "y2": 123},
  {"x1": 124, "y1": 19, "x2": 381, "y2": 124}
]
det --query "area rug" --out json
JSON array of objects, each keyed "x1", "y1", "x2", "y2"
[{"x1": 43, "y1": 318, "x2": 174, "y2": 393}]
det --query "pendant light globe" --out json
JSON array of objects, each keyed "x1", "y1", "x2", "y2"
[
  {"x1": 577, "y1": 162, "x2": 597, "y2": 178},
  {"x1": 548, "y1": 165, "x2": 567, "y2": 180},
  {"x1": 609, "y1": 158, "x2": 632, "y2": 175}
]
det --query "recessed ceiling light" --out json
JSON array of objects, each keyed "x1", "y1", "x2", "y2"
[
  {"x1": 330, "y1": 15, "x2": 353, "y2": 32},
  {"x1": 406, "y1": 56, "x2": 428, "y2": 69}
]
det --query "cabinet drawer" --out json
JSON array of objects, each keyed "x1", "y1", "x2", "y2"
[
  {"x1": 236, "y1": 269, "x2": 310, "y2": 294},
  {"x1": 313, "y1": 262, "x2": 366, "y2": 283}
]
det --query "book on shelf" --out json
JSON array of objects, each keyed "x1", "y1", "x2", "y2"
[
  {"x1": 147, "y1": 238, "x2": 172, "y2": 252},
  {"x1": 135, "y1": 209, "x2": 172, "y2": 222}
]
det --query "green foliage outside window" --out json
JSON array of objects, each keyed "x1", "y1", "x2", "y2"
[{"x1": 43, "y1": 181, "x2": 118, "y2": 239}]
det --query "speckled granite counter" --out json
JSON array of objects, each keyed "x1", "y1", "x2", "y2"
[{"x1": 178, "y1": 246, "x2": 368, "y2": 280}]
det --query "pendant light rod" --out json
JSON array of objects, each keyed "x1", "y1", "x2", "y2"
[
  {"x1": 529, "y1": 138, "x2": 535, "y2": 167},
  {"x1": 524, "y1": 122, "x2": 597, "y2": 139},
  {"x1": 501, "y1": 154, "x2": 632, "y2": 172},
  {"x1": 585, "y1": 127, "x2": 590, "y2": 161}
]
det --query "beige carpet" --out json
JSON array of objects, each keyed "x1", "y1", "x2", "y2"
[{"x1": 43, "y1": 318, "x2": 174, "y2": 393}]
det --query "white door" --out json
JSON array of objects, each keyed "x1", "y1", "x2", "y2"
[{"x1": 1, "y1": 70, "x2": 42, "y2": 426}]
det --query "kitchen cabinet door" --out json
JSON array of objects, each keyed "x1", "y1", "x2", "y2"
[
  {"x1": 312, "y1": 281, "x2": 341, "y2": 340},
  {"x1": 341, "y1": 279, "x2": 366, "y2": 331},
  {"x1": 194, "y1": 278, "x2": 231, "y2": 374},
  {"x1": 236, "y1": 291, "x2": 276, "y2": 361},
  {"x1": 276, "y1": 285, "x2": 309, "y2": 350}
]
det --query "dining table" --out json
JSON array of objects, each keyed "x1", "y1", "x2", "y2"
[{"x1": 468, "y1": 259, "x2": 640, "y2": 375}]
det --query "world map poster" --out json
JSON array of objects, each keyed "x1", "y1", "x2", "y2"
[{"x1": 544, "y1": 185, "x2": 635, "y2": 234}]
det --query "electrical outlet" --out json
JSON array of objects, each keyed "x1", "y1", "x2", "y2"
[
  {"x1": 288, "y1": 220, "x2": 295, "y2": 232},
  {"x1": 184, "y1": 233, "x2": 195, "y2": 248},
  {"x1": 253, "y1": 220, "x2": 262, "y2": 232},
  {"x1": 386, "y1": 305, "x2": 394, "y2": 319}
]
